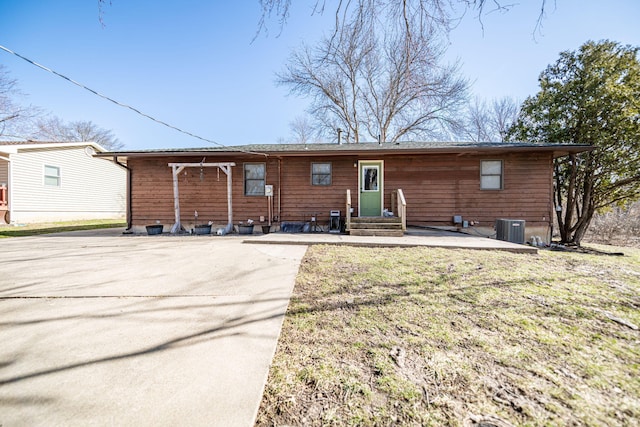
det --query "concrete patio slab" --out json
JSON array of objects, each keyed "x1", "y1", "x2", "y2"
[{"x1": 246, "y1": 227, "x2": 538, "y2": 253}]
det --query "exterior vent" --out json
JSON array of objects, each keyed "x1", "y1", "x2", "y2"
[{"x1": 495, "y1": 219, "x2": 525, "y2": 244}]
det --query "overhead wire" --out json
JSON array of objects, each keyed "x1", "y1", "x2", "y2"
[{"x1": 0, "y1": 44, "x2": 268, "y2": 157}]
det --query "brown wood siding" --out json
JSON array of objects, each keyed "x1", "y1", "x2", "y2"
[
  {"x1": 278, "y1": 157, "x2": 357, "y2": 223},
  {"x1": 130, "y1": 156, "x2": 280, "y2": 226},
  {"x1": 384, "y1": 153, "x2": 553, "y2": 228},
  {"x1": 128, "y1": 152, "x2": 554, "y2": 229}
]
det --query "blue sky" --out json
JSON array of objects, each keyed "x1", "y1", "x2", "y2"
[{"x1": 1, "y1": 1, "x2": 638, "y2": 150}]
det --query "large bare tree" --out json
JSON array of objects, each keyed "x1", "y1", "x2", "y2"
[
  {"x1": 460, "y1": 96, "x2": 519, "y2": 142},
  {"x1": 277, "y1": 7, "x2": 468, "y2": 142},
  {"x1": 287, "y1": 115, "x2": 321, "y2": 144},
  {"x1": 35, "y1": 116, "x2": 124, "y2": 150},
  {"x1": 0, "y1": 65, "x2": 40, "y2": 139}
]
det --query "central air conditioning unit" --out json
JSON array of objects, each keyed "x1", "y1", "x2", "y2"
[{"x1": 495, "y1": 219, "x2": 525, "y2": 244}]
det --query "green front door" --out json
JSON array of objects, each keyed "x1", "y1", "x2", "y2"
[{"x1": 359, "y1": 161, "x2": 383, "y2": 217}]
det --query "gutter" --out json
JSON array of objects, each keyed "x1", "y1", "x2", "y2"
[{"x1": 95, "y1": 144, "x2": 595, "y2": 160}]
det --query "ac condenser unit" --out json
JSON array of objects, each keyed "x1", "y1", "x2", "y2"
[{"x1": 495, "y1": 219, "x2": 525, "y2": 244}]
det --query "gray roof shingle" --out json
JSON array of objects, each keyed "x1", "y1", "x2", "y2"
[{"x1": 98, "y1": 141, "x2": 593, "y2": 158}]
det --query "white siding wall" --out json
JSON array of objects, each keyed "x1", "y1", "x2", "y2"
[{"x1": 10, "y1": 146, "x2": 126, "y2": 223}]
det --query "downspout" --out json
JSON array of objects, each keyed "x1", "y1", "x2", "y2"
[
  {"x1": 111, "y1": 156, "x2": 132, "y2": 232},
  {"x1": 278, "y1": 157, "x2": 282, "y2": 223}
]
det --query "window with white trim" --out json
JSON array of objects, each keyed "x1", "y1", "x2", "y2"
[
  {"x1": 44, "y1": 165, "x2": 61, "y2": 187},
  {"x1": 480, "y1": 160, "x2": 503, "y2": 190},
  {"x1": 244, "y1": 163, "x2": 265, "y2": 196},
  {"x1": 311, "y1": 162, "x2": 332, "y2": 186}
]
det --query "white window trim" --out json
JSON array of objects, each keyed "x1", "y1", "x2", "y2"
[
  {"x1": 480, "y1": 160, "x2": 503, "y2": 190},
  {"x1": 44, "y1": 164, "x2": 61, "y2": 187}
]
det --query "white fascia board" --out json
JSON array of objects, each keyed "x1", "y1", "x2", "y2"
[{"x1": 0, "y1": 141, "x2": 106, "y2": 153}]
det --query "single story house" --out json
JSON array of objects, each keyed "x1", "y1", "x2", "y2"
[
  {"x1": 98, "y1": 141, "x2": 592, "y2": 242},
  {"x1": 0, "y1": 141, "x2": 126, "y2": 224}
]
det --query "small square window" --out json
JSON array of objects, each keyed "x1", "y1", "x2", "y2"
[
  {"x1": 244, "y1": 163, "x2": 265, "y2": 196},
  {"x1": 44, "y1": 165, "x2": 61, "y2": 187},
  {"x1": 480, "y1": 160, "x2": 503, "y2": 190},
  {"x1": 311, "y1": 162, "x2": 332, "y2": 186}
]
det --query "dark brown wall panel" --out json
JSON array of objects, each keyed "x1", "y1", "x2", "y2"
[{"x1": 129, "y1": 152, "x2": 554, "y2": 229}]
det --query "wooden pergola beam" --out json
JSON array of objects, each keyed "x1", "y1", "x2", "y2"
[{"x1": 168, "y1": 162, "x2": 236, "y2": 234}]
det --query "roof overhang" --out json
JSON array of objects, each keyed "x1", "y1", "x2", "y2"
[
  {"x1": 96, "y1": 142, "x2": 595, "y2": 162},
  {"x1": 0, "y1": 141, "x2": 107, "y2": 155}
]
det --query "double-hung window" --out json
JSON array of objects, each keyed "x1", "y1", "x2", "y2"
[
  {"x1": 480, "y1": 160, "x2": 503, "y2": 190},
  {"x1": 311, "y1": 162, "x2": 332, "y2": 186},
  {"x1": 244, "y1": 163, "x2": 265, "y2": 196},
  {"x1": 44, "y1": 165, "x2": 61, "y2": 187}
]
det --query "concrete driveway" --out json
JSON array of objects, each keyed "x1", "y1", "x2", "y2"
[{"x1": 0, "y1": 229, "x2": 307, "y2": 427}]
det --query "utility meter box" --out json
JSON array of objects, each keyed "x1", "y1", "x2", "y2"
[{"x1": 264, "y1": 185, "x2": 273, "y2": 197}]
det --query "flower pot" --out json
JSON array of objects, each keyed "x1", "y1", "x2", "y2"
[
  {"x1": 261, "y1": 225, "x2": 271, "y2": 234},
  {"x1": 238, "y1": 224, "x2": 254, "y2": 235},
  {"x1": 194, "y1": 224, "x2": 212, "y2": 235},
  {"x1": 145, "y1": 224, "x2": 163, "y2": 235}
]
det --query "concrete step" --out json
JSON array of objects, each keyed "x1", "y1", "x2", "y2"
[
  {"x1": 350, "y1": 216, "x2": 402, "y2": 224},
  {"x1": 349, "y1": 228, "x2": 405, "y2": 237},
  {"x1": 349, "y1": 222, "x2": 403, "y2": 230},
  {"x1": 348, "y1": 216, "x2": 404, "y2": 236}
]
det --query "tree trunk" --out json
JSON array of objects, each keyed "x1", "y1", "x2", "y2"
[
  {"x1": 571, "y1": 207, "x2": 595, "y2": 245},
  {"x1": 555, "y1": 152, "x2": 598, "y2": 246}
]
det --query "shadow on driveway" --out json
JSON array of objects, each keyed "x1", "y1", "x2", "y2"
[{"x1": 0, "y1": 232, "x2": 307, "y2": 427}]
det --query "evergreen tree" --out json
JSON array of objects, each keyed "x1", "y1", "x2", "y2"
[{"x1": 509, "y1": 40, "x2": 640, "y2": 245}]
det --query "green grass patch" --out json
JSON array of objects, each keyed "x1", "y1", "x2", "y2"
[
  {"x1": 0, "y1": 219, "x2": 126, "y2": 238},
  {"x1": 257, "y1": 244, "x2": 640, "y2": 426}
]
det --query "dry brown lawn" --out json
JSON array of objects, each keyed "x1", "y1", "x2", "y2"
[{"x1": 256, "y1": 244, "x2": 640, "y2": 426}]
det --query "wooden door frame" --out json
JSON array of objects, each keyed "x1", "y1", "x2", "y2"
[{"x1": 358, "y1": 160, "x2": 384, "y2": 217}]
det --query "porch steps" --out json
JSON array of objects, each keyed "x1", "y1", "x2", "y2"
[{"x1": 348, "y1": 217, "x2": 404, "y2": 237}]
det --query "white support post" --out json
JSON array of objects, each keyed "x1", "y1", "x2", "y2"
[
  {"x1": 219, "y1": 165, "x2": 234, "y2": 233},
  {"x1": 168, "y1": 162, "x2": 235, "y2": 234},
  {"x1": 171, "y1": 165, "x2": 185, "y2": 233}
]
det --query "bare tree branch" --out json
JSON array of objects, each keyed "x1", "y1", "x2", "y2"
[
  {"x1": 277, "y1": 9, "x2": 468, "y2": 142},
  {"x1": 34, "y1": 116, "x2": 123, "y2": 150},
  {"x1": 0, "y1": 65, "x2": 41, "y2": 139},
  {"x1": 255, "y1": 0, "x2": 553, "y2": 40}
]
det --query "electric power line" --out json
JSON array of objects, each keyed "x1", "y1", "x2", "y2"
[{"x1": 0, "y1": 44, "x2": 267, "y2": 156}]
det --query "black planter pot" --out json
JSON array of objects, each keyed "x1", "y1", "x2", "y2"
[
  {"x1": 194, "y1": 224, "x2": 212, "y2": 235},
  {"x1": 238, "y1": 224, "x2": 254, "y2": 235},
  {"x1": 261, "y1": 225, "x2": 271, "y2": 234},
  {"x1": 145, "y1": 224, "x2": 163, "y2": 235}
]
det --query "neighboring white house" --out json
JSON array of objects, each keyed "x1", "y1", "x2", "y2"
[{"x1": 0, "y1": 141, "x2": 126, "y2": 224}]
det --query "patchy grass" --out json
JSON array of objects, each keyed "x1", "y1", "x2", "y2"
[
  {"x1": 0, "y1": 219, "x2": 126, "y2": 238},
  {"x1": 256, "y1": 244, "x2": 640, "y2": 426}
]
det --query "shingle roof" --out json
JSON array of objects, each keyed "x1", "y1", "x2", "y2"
[
  {"x1": 0, "y1": 141, "x2": 106, "y2": 154},
  {"x1": 99, "y1": 141, "x2": 593, "y2": 158},
  {"x1": 0, "y1": 140, "x2": 63, "y2": 145}
]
